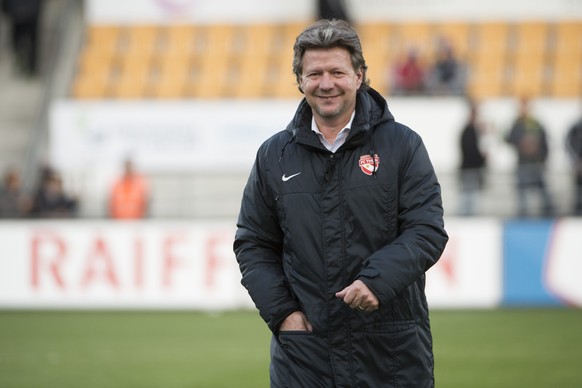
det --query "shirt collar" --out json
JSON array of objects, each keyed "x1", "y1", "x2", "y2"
[{"x1": 311, "y1": 110, "x2": 356, "y2": 153}]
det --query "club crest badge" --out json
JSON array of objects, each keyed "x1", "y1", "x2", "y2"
[{"x1": 359, "y1": 154, "x2": 380, "y2": 176}]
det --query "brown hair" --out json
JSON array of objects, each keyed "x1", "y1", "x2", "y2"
[{"x1": 292, "y1": 19, "x2": 369, "y2": 93}]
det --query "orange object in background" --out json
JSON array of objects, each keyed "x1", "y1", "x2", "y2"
[{"x1": 109, "y1": 159, "x2": 148, "y2": 219}]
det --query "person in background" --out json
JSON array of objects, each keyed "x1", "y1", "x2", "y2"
[
  {"x1": 458, "y1": 100, "x2": 487, "y2": 215},
  {"x1": 234, "y1": 19, "x2": 448, "y2": 387},
  {"x1": 565, "y1": 108, "x2": 582, "y2": 215},
  {"x1": 317, "y1": 0, "x2": 351, "y2": 23},
  {"x1": 31, "y1": 168, "x2": 78, "y2": 218},
  {"x1": 426, "y1": 37, "x2": 466, "y2": 96},
  {"x1": 0, "y1": 168, "x2": 31, "y2": 218},
  {"x1": 390, "y1": 46, "x2": 426, "y2": 95},
  {"x1": 506, "y1": 97, "x2": 554, "y2": 217},
  {"x1": 109, "y1": 158, "x2": 149, "y2": 219},
  {"x1": 0, "y1": 0, "x2": 42, "y2": 76}
]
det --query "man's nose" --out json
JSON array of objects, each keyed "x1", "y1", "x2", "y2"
[{"x1": 319, "y1": 72, "x2": 334, "y2": 89}]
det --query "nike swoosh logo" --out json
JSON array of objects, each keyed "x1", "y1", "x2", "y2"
[{"x1": 282, "y1": 172, "x2": 302, "y2": 182}]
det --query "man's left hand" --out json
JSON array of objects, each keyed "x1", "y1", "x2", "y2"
[{"x1": 335, "y1": 279, "x2": 379, "y2": 312}]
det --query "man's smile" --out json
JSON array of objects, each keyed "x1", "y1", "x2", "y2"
[{"x1": 318, "y1": 95, "x2": 340, "y2": 101}]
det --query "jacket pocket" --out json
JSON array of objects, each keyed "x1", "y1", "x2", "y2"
[
  {"x1": 351, "y1": 321, "x2": 434, "y2": 387},
  {"x1": 271, "y1": 332, "x2": 333, "y2": 388}
]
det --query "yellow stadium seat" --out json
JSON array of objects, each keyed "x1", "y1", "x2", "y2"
[
  {"x1": 162, "y1": 24, "x2": 197, "y2": 54},
  {"x1": 233, "y1": 54, "x2": 272, "y2": 99},
  {"x1": 433, "y1": 21, "x2": 471, "y2": 60},
  {"x1": 513, "y1": 21, "x2": 548, "y2": 54},
  {"x1": 273, "y1": 80, "x2": 301, "y2": 99},
  {"x1": 123, "y1": 24, "x2": 160, "y2": 58},
  {"x1": 240, "y1": 24, "x2": 277, "y2": 57},
  {"x1": 270, "y1": 57, "x2": 300, "y2": 99},
  {"x1": 473, "y1": 21, "x2": 510, "y2": 55},
  {"x1": 545, "y1": 21, "x2": 582, "y2": 97},
  {"x1": 358, "y1": 23, "x2": 393, "y2": 94},
  {"x1": 549, "y1": 52, "x2": 582, "y2": 97},
  {"x1": 76, "y1": 48, "x2": 115, "y2": 78},
  {"x1": 72, "y1": 19, "x2": 578, "y2": 100},
  {"x1": 553, "y1": 21, "x2": 582, "y2": 52},
  {"x1": 465, "y1": 22, "x2": 510, "y2": 97},
  {"x1": 467, "y1": 53, "x2": 507, "y2": 99},
  {"x1": 86, "y1": 25, "x2": 120, "y2": 50},
  {"x1": 358, "y1": 23, "x2": 392, "y2": 60},
  {"x1": 72, "y1": 71, "x2": 110, "y2": 99},
  {"x1": 191, "y1": 58, "x2": 231, "y2": 99},
  {"x1": 150, "y1": 54, "x2": 192, "y2": 99},
  {"x1": 506, "y1": 21, "x2": 549, "y2": 96},
  {"x1": 201, "y1": 24, "x2": 237, "y2": 59},
  {"x1": 393, "y1": 21, "x2": 433, "y2": 60},
  {"x1": 509, "y1": 52, "x2": 547, "y2": 97},
  {"x1": 109, "y1": 53, "x2": 152, "y2": 99}
]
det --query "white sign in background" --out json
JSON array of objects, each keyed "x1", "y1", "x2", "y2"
[
  {"x1": 0, "y1": 221, "x2": 253, "y2": 310},
  {"x1": 546, "y1": 219, "x2": 582, "y2": 306},
  {"x1": 426, "y1": 218, "x2": 503, "y2": 308},
  {"x1": 86, "y1": 0, "x2": 581, "y2": 24},
  {"x1": 1, "y1": 219, "x2": 508, "y2": 310},
  {"x1": 50, "y1": 98, "x2": 580, "y2": 175},
  {"x1": 49, "y1": 100, "x2": 299, "y2": 174}
]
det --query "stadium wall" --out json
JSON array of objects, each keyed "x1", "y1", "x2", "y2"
[
  {"x1": 85, "y1": 0, "x2": 581, "y2": 24},
  {"x1": 1, "y1": 218, "x2": 580, "y2": 309}
]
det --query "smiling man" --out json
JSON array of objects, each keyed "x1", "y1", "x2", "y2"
[{"x1": 234, "y1": 19, "x2": 448, "y2": 387}]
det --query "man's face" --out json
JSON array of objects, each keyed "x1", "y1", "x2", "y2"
[{"x1": 300, "y1": 47, "x2": 363, "y2": 126}]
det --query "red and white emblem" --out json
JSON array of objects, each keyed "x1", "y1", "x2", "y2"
[{"x1": 359, "y1": 154, "x2": 380, "y2": 176}]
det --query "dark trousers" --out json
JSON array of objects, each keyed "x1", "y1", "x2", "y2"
[
  {"x1": 574, "y1": 173, "x2": 582, "y2": 215},
  {"x1": 10, "y1": 15, "x2": 40, "y2": 74}
]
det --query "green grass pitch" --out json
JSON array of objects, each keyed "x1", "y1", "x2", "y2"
[{"x1": 0, "y1": 309, "x2": 581, "y2": 387}]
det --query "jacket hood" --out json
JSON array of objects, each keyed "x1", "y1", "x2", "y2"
[{"x1": 285, "y1": 87, "x2": 395, "y2": 148}]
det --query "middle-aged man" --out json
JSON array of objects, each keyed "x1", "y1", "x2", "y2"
[{"x1": 234, "y1": 19, "x2": 448, "y2": 387}]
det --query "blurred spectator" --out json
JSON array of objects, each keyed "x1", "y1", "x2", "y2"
[
  {"x1": 0, "y1": 168, "x2": 31, "y2": 218},
  {"x1": 109, "y1": 159, "x2": 149, "y2": 219},
  {"x1": 0, "y1": 0, "x2": 42, "y2": 76},
  {"x1": 426, "y1": 37, "x2": 467, "y2": 96},
  {"x1": 566, "y1": 110, "x2": 582, "y2": 215},
  {"x1": 390, "y1": 47, "x2": 426, "y2": 95},
  {"x1": 317, "y1": 0, "x2": 351, "y2": 23},
  {"x1": 458, "y1": 100, "x2": 487, "y2": 216},
  {"x1": 506, "y1": 97, "x2": 554, "y2": 217},
  {"x1": 31, "y1": 168, "x2": 78, "y2": 218}
]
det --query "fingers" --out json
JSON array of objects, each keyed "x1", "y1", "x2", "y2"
[
  {"x1": 303, "y1": 316, "x2": 313, "y2": 332},
  {"x1": 279, "y1": 311, "x2": 312, "y2": 332},
  {"x1": 335, "y1": 280, "x2": 379, "y2": 312}
]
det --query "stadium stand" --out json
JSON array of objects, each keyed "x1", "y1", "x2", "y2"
[
  {"x1": 70, "y1": 20, "x2": 582, "y2": 100},
  {"x1": 2, "y1": 2, "x2": 579, "y2": 219}
]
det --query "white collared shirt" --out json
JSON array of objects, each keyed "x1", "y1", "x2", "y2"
[{"x1": 311, "y1": 110, "x2": 356, "y2": 153}]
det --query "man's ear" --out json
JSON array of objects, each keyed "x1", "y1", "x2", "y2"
[
  {"x1": 296, "y1": 75, "x2": 305, "y2": 94},
  {"x1": 356, "y1": 68, "x2": 364, "y2": 88}
]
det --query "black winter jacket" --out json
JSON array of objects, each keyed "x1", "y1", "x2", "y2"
[{"x1": 234, "y1": 87, "x2": 448, "y2": 387}]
